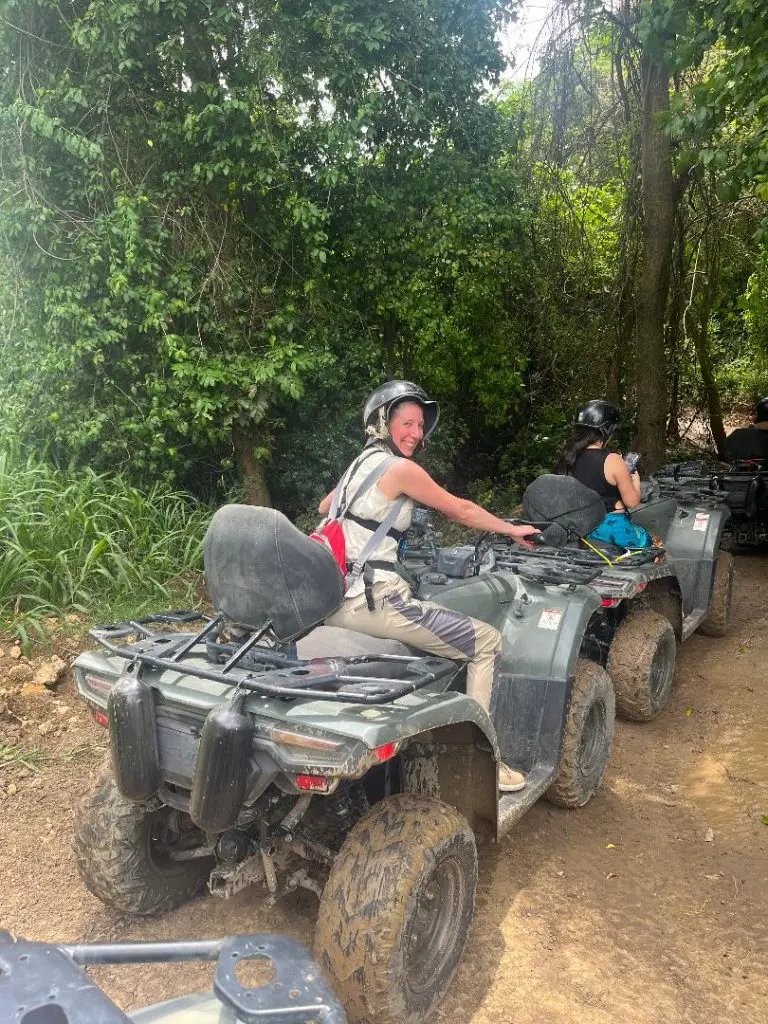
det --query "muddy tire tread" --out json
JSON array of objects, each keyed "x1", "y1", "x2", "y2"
[
  {"x1": 315, "y1": 792, "x2": 476, "y2": 1024},
  {"x1": 545, "y1": 659, "x2": 615, "y2": 808},
  {"x1": 699, "y1": 552, "x2": 734, "y2": 637},
  {"x1": 73, "y1": 772, "x2": 209, "y2": 916},
  {"x1": 607, "y1": 609, "x2": 676, "y2": 721}
]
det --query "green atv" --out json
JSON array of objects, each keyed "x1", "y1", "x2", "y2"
[
  {"x1": 73, "y1": 504, "x2": 615, "y2": 1024},
  {"x1": 419, "y1": 471, "x2": 733, "y2": 723},
  {"x1": 655, "y1": 458, "x2": 768, "y2": 549}
]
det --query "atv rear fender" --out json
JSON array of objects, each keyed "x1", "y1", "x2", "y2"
[
  {"x1": 658, "y1": 502, "x2": 730, "y2": 619},
  {"x1": 419, "y1": 571, "x2": 602, "y2": 784}
]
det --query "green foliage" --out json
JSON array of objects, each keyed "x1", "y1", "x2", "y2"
[
  {"x1": 655, "y1": 0, "x2": 768, "y2": 196},
  {"x1": 743, "y1": 252, "x2": 768, "y2": 352},
  {"x1": 0, "y1": 441, "x2": 209, "y2": 637},
  {"x1": 2, "y1": 0, "x2": 768, "y2": 522},
  {"x1": 0, "y1": 0, "x2": 511, "y2": 492}
]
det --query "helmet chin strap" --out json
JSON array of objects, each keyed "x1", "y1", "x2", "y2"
[{"x1": 365, "y1": 408, "x2": 390, "y2": 442}]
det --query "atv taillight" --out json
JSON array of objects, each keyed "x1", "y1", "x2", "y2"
[
  {"x1": 93, "y1": 710, "x2": 109, "y2": 728},
  {"x1": 296, "y1": 774, "x2": 331, "y2": 792},
  {"x1": 372, "y1": 741, "x2": 399, "y2": 762},
  {"x1": 601, "y1": 599, "x2": 620, "y2": 607}
]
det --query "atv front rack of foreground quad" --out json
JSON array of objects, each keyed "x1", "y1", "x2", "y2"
[
  {"x1": 90, "y1": 612, "x2": 455, "y2": 704},
  {"x1": 0, "y1": 933, "x2": 346, "y2": 1023}
]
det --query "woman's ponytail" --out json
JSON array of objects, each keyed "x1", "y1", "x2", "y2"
[{"x1": 554, "y1": 426, "x2": 605, "y2": 475}]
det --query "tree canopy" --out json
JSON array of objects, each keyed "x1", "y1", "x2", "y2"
[{"x1": 1, "y1": 0, "x2": 767, "y2": 514}]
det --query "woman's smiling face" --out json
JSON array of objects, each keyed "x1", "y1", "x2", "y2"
[{"x1": 388, "y1": 401, "x2": 425, "y2": 457}]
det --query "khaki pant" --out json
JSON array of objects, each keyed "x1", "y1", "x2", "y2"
[{"x1": 326, "y1": 579, "x2": 501, "y2": 713}]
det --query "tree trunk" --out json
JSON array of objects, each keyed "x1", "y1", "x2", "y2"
[
  {"x1": 691, "y1": 234, "x2": 727, "y2": 458},
  {"x1": 691, "y1": 315, "x2": 726, "y2": 458},
  {"x1": 633, "y1": 51, "x2": 675, "y2": 470},
  {"x1": 382, "y1": 318, "x2": 397, "y2": 378},
  {"x1": 233, "y1": 425, "x2": 271, "y2": 506},
  {"x1": 666, "y1": 210, "x2": 687, "y2": 442}
]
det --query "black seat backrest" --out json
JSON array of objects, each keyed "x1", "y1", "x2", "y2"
[
  {"x1": 204, "y1": 504, "x2": 344, "y2": 641},
  {"x1": 522, "y1": 475, "x2": 606, "y2": 545},
  {"x1": 627, "y1": 498, "x2": 677, "y2": 537},
  {"x1": 719, "y1": 475, "x2": 760, "y2": 516}
]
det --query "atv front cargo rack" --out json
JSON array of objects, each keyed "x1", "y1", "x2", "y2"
[
  {"x1": 0, "y1": 933, "x2": 346, "y2": 1023},
  {"x1": 90, "y1": 612, "x2": 455, "y2": 705}
]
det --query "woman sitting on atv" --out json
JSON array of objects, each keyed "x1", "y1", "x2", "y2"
[
  {"x1": 554, "y1": 400, "x2": 641, "y2": 511},
  {"x1": 554, "y1": 400, "x2": 650, "y2": 548},
  {"x1": 318, "y1": 380, "x2": 539, "y2": 793}
]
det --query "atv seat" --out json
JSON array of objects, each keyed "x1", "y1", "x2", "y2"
[
  {"x1": 719, "y1": 473, "x2": 764, "y2": 518},
  {"x1": 297, "y1": 625, "x2": 414, "y2": 660},
  {"x1": 204, "y1": 504, "x2": 344, "y2": 641}
]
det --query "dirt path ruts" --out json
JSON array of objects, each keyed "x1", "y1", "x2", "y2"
[{"x1": 1, "y1": 558, "x2": 766, "y2": 1023}]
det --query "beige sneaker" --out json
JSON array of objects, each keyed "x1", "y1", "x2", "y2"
[{"x1": 499, "y1": 763, "x2": 526, "y2": 793}]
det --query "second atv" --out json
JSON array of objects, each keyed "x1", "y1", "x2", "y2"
[{"x1": 473, "y1": 472, "x2": 734, "y2": 722}]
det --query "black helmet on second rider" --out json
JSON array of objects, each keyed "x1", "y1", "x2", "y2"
[
  {"x1": 363, "y1": 380, "x2": 440, "y2": 454},
  {"x1": 755, "y1": 397, "x2": 768, "y2": 423},
  {"x1": 574, "y1": 399, "x2": 620, "y2": 440}
]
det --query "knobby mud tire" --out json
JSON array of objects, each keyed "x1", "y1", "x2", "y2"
[
  {"x1": 315, "y1": 793, "x2": 477, "y2": 1024},
  {"x1": 73, "y1": 772, "x2": 211, "y2": 916},
  {"x1": 545, "y1": 659, "x2": 615, "y2": 809},
  {"x1": 608, "y1": 609, "x2": 677, "y2": 721},
  {"x1": 699, "y1": 552, "x2": 734, "y2": 637}
]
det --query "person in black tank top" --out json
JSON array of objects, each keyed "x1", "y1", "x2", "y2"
[
  {"x1": 572, "y1": 449, "x2": 621, "y2": 511},
  {"x1": 725, "y1": 397, "x2": 768, "y2": 462},
  {"x1": 553, "y1": 400, "x2": 642, "y2": 513}
]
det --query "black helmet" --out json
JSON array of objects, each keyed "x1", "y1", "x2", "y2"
[
  {"x1": 363, "y1": 380, "x2": 440, "y2": 445},
  {"x1": 755, "y1": 397, "x2": 768, "y2": 423},
  {"x1": 574, "y1": 399, "x2": 620, "y2": 439}
]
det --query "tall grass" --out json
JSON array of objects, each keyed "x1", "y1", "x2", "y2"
[{"x1": 0, "y1": 443, "x2": 210, "y2": 639}]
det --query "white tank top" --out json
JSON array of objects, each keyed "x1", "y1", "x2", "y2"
[{"x1": 339, "y1": 448, "x2": 414, "y2": 597}]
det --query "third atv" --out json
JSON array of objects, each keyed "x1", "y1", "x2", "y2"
[{"x1": 656, "y1": 458, "x2": 768, "y2": 549}]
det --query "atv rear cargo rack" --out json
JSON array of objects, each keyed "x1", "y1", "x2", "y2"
[
  {"x1": 486, "y1": 551, "x2": 603, "y2": 586},
  {"x1": 490, "y1": 543, "x2": 662, "y2": 576},
  {"x1": 0, "y1": 933, "x2": 346, "y2": 1023},
  {"x1": 90, "y1": 612, "x2": 455, "y2": 705}
]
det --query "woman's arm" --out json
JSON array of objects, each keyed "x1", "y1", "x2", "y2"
[
  {"x1": 380, "y1": 461, "x2": 539, "y2": 542},
  {"x1": 318, "y1": 490, "x2": 334, "y2": 516},
  {"x1": 603, "y1": 453, "x2": 642, "y2": 509}
]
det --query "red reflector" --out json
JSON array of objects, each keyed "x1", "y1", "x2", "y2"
[
  {"x1": 93, "y1": 710, "x2": 109, "y2": 728},
  {"x1": 373, "y1": 742, "x2": 397, "y2": 762},
  {"x1": 296, "y1": 774, "x2": 330, "y2": 792},
  {"x1": 601, "y1": 598, "x2": 620, "y2": 607}
]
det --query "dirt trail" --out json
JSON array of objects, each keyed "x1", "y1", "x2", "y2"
[{"x1": 1, "y1": 559, "x2": 766, "y2": 1023}]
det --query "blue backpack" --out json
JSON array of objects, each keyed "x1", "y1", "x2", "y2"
[{"x1": 587, "y1": 512, "x2": 652, "y2": 549}]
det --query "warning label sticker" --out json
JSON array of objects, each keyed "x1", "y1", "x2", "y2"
[
  {"x1": 693, "y1": 512, "x2": 710, "y2": 532},
  {"x1": 538, "y1": 608, "x2": 563, "y2": 630}
]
